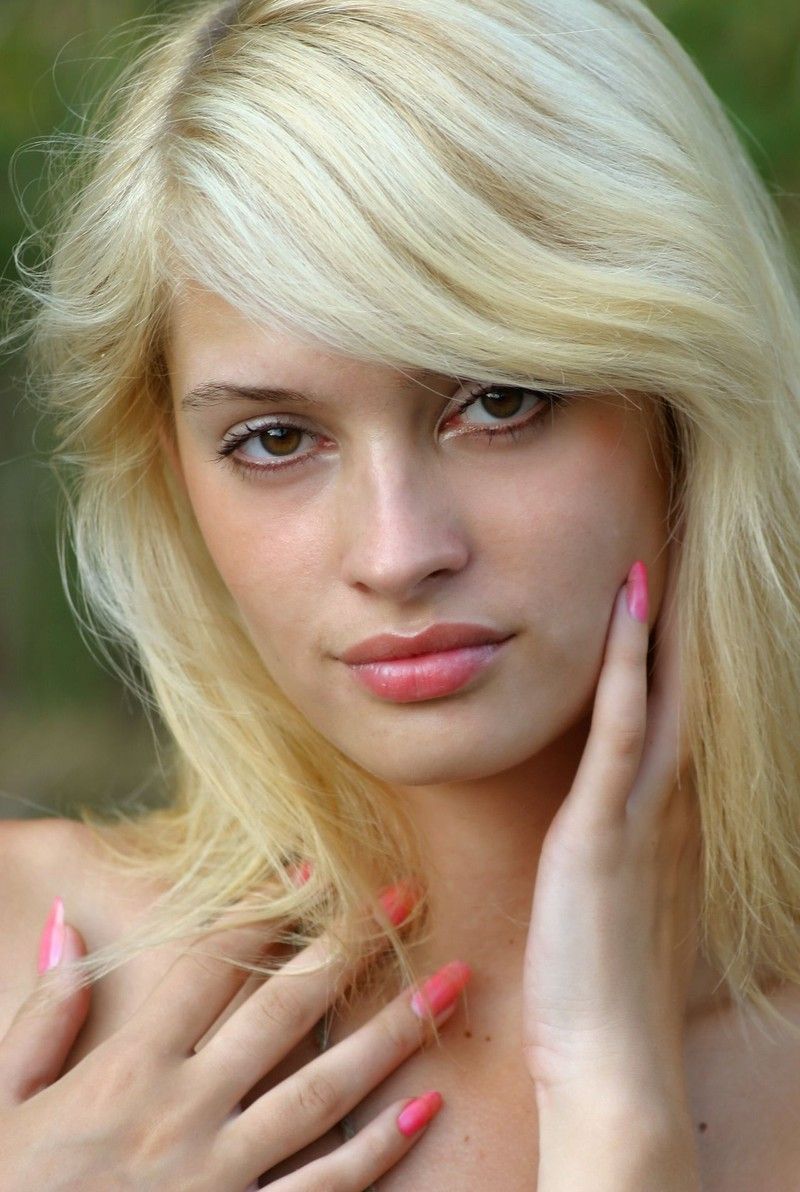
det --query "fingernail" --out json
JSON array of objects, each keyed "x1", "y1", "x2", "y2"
[
  {"x1": 625, "y1": 560, "x2": 649, "y2": 623},
  {"x1": 397, "y1": 1090, "x2": 443, "y2": 1137},
  {"x1": 410, "y1": 959, "x2": 471, "y2": 1020},
  {"x1": 378, "y1": 880, "x2": 419, "y2": 927},
  {"x1": 37, "y1": 896, "x2": 65, "y2": 974},
  {"x1": 286, "y1": 859, "x2": 313, "y2": 887}
]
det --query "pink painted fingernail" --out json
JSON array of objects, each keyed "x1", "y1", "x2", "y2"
[
  {"x1": 397, "y1": 1090, "x2": 443, "y2": 1137},
  {"x1": 37, "y1": 896, "x2": 65, "y2": 974},
  {"x1": 286, "y1": 859, "x2": 313, "y2": 887},
  {"x1": 378, "y1": 880, "x2": 419, "y2": 927},
  {"x1": 625, "y1": 560, "x2": 649, "y2": 623},
  {"x1": 410, "y1": 959, "x2": 471, "y2": 1020}
]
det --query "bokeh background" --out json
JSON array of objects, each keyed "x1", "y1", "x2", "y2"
[{"x1": 1, "y1": 0, "x2": 799, "y2": 821}]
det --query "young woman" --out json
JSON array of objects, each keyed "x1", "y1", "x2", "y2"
[{"x1": 1, "y1": 0, "x2": 799, "y2": 1187}]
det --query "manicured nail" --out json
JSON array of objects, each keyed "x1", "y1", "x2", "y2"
[
  {"x1": 37, "y1": 896, "x2": 65, "y2": 974},
  {"x1": 397, "y1": 1089, "x2": 443, "y2": 1137},
  {"x1": 286, "y1": 859, "x2": 313, "y2": 887},
  {"x1": 378, "y1": 880, "x2": 419, "y2": 927},
  {"x1": 625, "y1": 560, "x2": 649, "y2": 623},
  {"x1": 410, "y1": 959, "x2": 471, "y2": 1020}
]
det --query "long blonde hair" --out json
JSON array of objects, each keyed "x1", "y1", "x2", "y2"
[{"x1": 6, "y1": 0, "x2": 800, "y2": 1034}]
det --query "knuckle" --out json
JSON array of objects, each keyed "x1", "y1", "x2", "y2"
[
  {"x1": 376, "y1": 1010, "x2": 415, "y2": 1054},
  {"x1": 97, "y1": 1037, "x2": 152, "y2": 1097},
  {"x1": 295, "y1": 1071, "x2": 343, "y2": 1119},
  {"x1": 88, "y1": 1033, "x2": 169, "y2": 1117},
  {"x1": 607, "y1": 718, "x2": 643, "y2": 760},
  {"x1": 255, "y1": 981, "x2": 305, "y2": 1033},
  {"x1": 361, "y1": 1121, "x2": 395, "y2": 1166}
]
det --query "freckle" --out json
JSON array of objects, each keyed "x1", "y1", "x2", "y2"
[
  {"x1": 464, "y1": 1029, "x2": 473, "y2": 1038},
  {"x1": 463, "y1": 1134, "x2": 470, "y2": 1142},
  {"x1": 484, "y1": 1034, "x2": 492, "y2": 1042},
  {"x1": 698, "y1": 1122, "x2": 708, "y2": 1133}
]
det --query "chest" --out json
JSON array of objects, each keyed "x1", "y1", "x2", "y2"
[
  {"x1": 257, "y1": 1003, "x2": 800, "y2": 1191},
  {"x1": 63, "y1": 955, "x2": 800, "y2": 1191}
]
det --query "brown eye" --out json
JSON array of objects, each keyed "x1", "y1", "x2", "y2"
[
  {"x1": 216, "y1": 416, "x2": 323, "y2": 476},
  {"x1": 452, "y1": 384, "x2": 549, "y2": 431},
  {"x1": 476, "y1": 387, "x2": 527, "y2": 419},
  {"x1": 258, "y1": 426, "x2": 304, "y2": 457}
]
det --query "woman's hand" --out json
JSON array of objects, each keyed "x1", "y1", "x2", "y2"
[
  {"x1": 522, "y1": 545, "x2": 702, "y2": 1187},
  {"x1": 0, "y1": 887, "x2": 470, "y2": 1191}
]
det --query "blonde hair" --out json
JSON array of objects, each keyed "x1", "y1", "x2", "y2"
[{"x1": 6, "y1": 0, "x2": 800, "y2": 1033}]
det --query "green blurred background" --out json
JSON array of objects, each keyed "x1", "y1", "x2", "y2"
[{"x1": 1, "y1": 0, "x2": 799, "y2": 821}]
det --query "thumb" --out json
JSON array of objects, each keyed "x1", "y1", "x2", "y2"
[{"x1": 0, "y1": 897, "x2": 92, "y2": 1103}]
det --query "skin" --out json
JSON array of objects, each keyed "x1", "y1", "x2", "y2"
[
  {"x1": 163, "y1": 281, "x2": 712, "y2": 999},
  {"x1": 1, "y1": 277, "x2": 796, "y2": 1188}
]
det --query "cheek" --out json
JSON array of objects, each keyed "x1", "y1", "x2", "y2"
[
  {"x1": 488, "y1": 415, "x2": 669, "y2": 672},
  {"x1": 182, "y1": 472, "x2": 325, "y2": 668}
]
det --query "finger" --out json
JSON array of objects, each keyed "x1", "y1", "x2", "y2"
[
  {"x1": 626, "y1": 534, "x2": 691, "y2": 821},
  {"x1": 224, "y1": 960, "x2": 470, "y2": 1181},
  {"x1": 567, "y1": 561, "x2": 650, "y2": 829},
  {"x1": 0, "y1": 899, "x2": 91, "y2": 1104},
  {"x1": 271, "y1": 1091, "x2": 444, "y2": 1191},
  {"x1": 194, "y1": 883, "x2": 419, "y2": 1110},
  {"x1": 123, "y1": 909, "x2": 293, "y2": 1055}
]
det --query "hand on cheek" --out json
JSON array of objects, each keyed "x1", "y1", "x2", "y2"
[{"x1": 521, "y1": 543, "x2": 700, "y2": 1126}]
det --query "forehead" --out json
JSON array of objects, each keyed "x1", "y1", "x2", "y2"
[
  {"x1": 168, "y1": 283, "x2": 343, "y2": 368},
  {"x1": 165, "y1": 281, "x2": 453, "y2": 403}
]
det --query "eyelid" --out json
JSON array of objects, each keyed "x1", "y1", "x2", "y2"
[
  {"x1": 220, "y1": 410, "x2": 319, "y2": 446},
  {"x1": 219, "y1": 389, "x2": 466, "y2": 448},
  {"x1": 214, "y1": 383, "x2": 566, "y2": 476}
]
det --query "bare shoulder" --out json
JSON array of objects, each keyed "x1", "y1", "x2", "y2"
[
  {"x1": 0, "y1": 816, "x2": 170, "y2": 1045},
  {"x1": 0, "y1": 817, "x2": 101, "y2": 1012},
  {"x1": 689, "y1": 980, "x2": 800, "y2": 1191}
]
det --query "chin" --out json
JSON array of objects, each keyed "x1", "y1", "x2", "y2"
[{"x1": 336, "y1": 729, "x2": 552, "y2": 788}]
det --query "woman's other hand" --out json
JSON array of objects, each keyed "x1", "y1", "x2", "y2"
[
  {"x1": 0, "y1": 885, "x2": 470, "y2": 1190},
  {"x1": 521, "y1": 543, "x2": 702, "y2": 1183}
]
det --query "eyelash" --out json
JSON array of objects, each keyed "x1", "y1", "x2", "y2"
[{"x1": 213, "y1": 383, "x2": 568, "y2": 479}]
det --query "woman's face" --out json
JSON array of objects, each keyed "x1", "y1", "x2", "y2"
[{"x1": 165, "y1": 284, "x2": 673, "y2": 786}]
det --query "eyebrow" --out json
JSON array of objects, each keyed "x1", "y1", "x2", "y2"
[
  {"x1": 180, "y1": 381, "x2": 324, "y2": 411},
  {"x1": 180, "y1": 372, "x2": 456, "y2": 412}
]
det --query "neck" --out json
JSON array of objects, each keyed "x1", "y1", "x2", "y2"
[{"x1": 393, "y1": 712, "x2": 729, "y2": 1023}]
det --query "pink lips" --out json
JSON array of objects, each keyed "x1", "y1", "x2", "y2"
[{"x1": 338, "y1": 623, "x2": 515, "y2": 703}]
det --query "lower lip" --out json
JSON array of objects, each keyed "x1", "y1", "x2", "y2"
[{"x1": 344, "y1": 639, "x2": 513, "y2": 703}]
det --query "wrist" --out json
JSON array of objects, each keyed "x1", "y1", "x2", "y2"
[{"x1": 535, "y1": 1085, "x2": 701, "y2": 1192}]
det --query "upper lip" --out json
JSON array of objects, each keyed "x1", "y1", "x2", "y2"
[{"x1": 339, "y1": 622, "x2": 514, "y2": 664}]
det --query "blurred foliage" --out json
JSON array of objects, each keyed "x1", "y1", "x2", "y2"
[
  {"x1": 0, "y1": 0, "x2": 798, "y2": 817},
  {"x1": 0, "y1": 0, "x2": 177, "y2": 817}
]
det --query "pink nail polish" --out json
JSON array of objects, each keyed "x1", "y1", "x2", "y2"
[
  {"x1": 378, "y1": 880, "x2": 419, "y2": 927},
  {"x1": 410, "y1": 959, "x2": 471, "y2": 1019},
  {"x1": 626, "y1": 560, "x2": 649, "y2": 623},
  {"x1": 397, "y1": 1090, "x2": 443, "y2": 1137},
  {"x1": 286, "y1": 859, "x2": 313, "y2": 887},
  {"x1": 37, "y1": 896, "x2": 65, "y2": 974}
]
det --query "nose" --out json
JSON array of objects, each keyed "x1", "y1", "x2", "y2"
[{"x1": 338, "y1": 452, "x2": 470, "y2": 599}]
